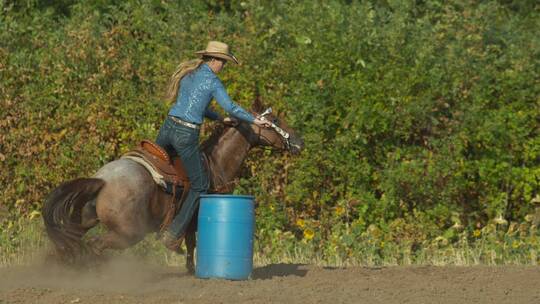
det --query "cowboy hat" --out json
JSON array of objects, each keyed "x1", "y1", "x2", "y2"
[{"x1": 195, "y1": 41, "x2": 239, "y2": 64}]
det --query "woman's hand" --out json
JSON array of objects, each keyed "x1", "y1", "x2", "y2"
[
  {"x1": 222, "y1": 117, "x2": 239, "y2": 126},
  {"x1": 254, "y1": 118, "x2": 272, "y2": 128}
]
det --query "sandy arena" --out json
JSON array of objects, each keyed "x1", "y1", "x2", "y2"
[{"x1": 1, "y1": 257, "x2": 539, "y2": 304}]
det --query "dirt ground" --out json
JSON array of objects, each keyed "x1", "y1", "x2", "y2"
[{"x1": 1, "y1": 257, "x2": 539, "y2": 304}]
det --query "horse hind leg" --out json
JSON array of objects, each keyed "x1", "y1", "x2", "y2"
[
  {"x1": 88, "y1": 229, "x2": 144, "y2": 256},
  {"x1": 88, "y1": 158, "x2": 155, "y2": 256},
  {"x1": 80, "y1": 199, "x2": 99, "y2": 229}
]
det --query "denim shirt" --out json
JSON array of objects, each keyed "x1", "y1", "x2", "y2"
[{"x1": 168, "y1": 63, "x2": 255, "y2": 124}]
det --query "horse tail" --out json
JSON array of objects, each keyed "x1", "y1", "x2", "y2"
[{"x1": 42, "y1": 177, "x2": 105, "y2": 261}]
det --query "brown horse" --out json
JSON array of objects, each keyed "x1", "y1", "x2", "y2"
[{"x1": 42, "y1": 99, "x2": 303, "y2": 273}]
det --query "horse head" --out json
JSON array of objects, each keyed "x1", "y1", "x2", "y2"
[{"x1": 247, "y1": 97, "x2": 304, "y2": 155}]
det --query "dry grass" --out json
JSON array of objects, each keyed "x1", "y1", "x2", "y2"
[{"x1": 1, "y1": 219, "x2": 538, "y2": 268}]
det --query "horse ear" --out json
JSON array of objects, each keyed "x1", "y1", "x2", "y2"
[{"x1": 251, "y1": 94, "x2": 264, "y2": 113}]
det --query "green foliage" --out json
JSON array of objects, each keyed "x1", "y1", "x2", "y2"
[{"x1": 1, "y1": 0, "x2": 539, "y2": 264}]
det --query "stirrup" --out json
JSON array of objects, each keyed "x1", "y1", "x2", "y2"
[{"x1": 160, "y1": 231, "x2": 185, "y2": 254}]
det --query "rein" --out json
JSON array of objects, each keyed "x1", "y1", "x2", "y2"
[
  {"x1": 204, "y1": 107, "x2": 299, "y2": 192},
  {"x1": 202, "y1": 153, "x2": 236, "y2": 193}
]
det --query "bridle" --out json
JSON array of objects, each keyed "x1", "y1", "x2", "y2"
[
  {"x1": 256, "y1": 107, "x2": 301, "y2": 151},
  {"x1": 209, "y1": 108, "x2": 300, "y2": 192}
]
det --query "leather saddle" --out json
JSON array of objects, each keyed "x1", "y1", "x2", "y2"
[
  {"x1": 123, "y1": 140, "x2": 191, "y2": 231},
  {"x1": 136, "y1": 140, "x2": 189, "y2": 187}
]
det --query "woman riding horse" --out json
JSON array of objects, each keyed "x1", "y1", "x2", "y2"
[
  {"x1": 156, "y1": 41, "x2": 272, "y2": 250},
  {"x1": 42, "y1": 42, "x2": 303, "y2": 271}
]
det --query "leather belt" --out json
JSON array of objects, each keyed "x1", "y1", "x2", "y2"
[{"x1": 169, "y1": 116, "x2": 200, "y2": 130}]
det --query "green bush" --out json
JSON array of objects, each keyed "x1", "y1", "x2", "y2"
[{"x1": 1, "y1": 0, "x2": 538, "y2": 264}]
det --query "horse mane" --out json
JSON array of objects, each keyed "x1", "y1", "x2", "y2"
[{"x1": 201, "y1": 123, "x2": 230, "y2": 154}]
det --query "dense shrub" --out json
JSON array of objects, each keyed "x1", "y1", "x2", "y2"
[{"x1": 1, "y1": 0, "x2": 538, "y2": 263}]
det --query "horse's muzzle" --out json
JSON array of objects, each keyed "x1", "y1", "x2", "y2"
[{"x1": 288, "y1": 137, "x2": 304, "y2": 155}]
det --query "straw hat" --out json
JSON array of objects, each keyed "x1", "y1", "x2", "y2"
[{"x1": 195, "y1": 41, "x2": 239, "y2": 64}]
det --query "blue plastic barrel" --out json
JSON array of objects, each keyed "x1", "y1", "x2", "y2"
[{"x1": 196, "y1": 194, "x2": 255, "y2": 280}]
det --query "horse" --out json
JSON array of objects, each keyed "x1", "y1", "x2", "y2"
[{"x1": 42, "y1": 99, "x2": 304, "y2": 273}]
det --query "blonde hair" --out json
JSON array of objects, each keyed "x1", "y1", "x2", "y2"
[{"x1": 165, "y1": 58, "x2": 204, "y2": 103}]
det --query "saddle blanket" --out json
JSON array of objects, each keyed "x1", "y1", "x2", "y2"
[{"x1": 121, "y1": 155, "x2": 183, "y2": 195}]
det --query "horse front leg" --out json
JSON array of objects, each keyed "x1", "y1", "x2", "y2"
[{"x1": 185, "y1": 216, "x2": 197, "y2": 275}]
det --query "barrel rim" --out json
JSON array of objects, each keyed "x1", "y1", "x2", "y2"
[{"x1": 200, "y1": 194, "x2": 254, "y2": 199}]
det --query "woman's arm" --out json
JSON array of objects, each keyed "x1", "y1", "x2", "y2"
[
  {"x1": 212, "y1": 79, "x2": 256, "y2": 123},
  {"x1": 204, "y1": 108, "x2": 220, "y2": 121}
]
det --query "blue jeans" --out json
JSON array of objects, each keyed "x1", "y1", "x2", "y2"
[{"x1": 156, "y1": 116, "x2": 209, "y2": 238}]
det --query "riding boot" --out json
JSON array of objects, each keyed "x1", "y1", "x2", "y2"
[{"x1": 160, "y1": 230, "x2": 184, "y2": 253}]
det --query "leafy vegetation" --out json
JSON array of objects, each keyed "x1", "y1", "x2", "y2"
[{"x1": 1, "y1": 0, "x2": 539, "y2": 265}]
